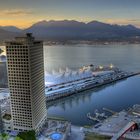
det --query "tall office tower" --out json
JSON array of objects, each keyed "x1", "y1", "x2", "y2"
[{"x1": 5, "y1": 33, "x2": 47, "y2": 132}]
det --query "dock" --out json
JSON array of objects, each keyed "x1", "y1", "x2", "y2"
[
  {"x1": 46, "y1": 71, "x2": 140, "y2": 102},
  {"x1": 87, "y1": 113, "x2": 101, "y2": 122},
  {"x1": 102, "y1": 108, "x2": 117, "y2": 115}
]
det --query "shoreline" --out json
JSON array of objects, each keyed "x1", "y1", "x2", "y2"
[
  {"x1": 1, "y1": 42, "x2": 140, "y2": 46},
  {"x1": 44, "y1": 42, "x2": 140, "y2": 46}
]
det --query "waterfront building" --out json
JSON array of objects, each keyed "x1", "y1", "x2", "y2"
[
  {"x1": 45, "y1": 69, "x2": 93, "y2": 86},
  {"x1": 5, "y1": 33, "x2": 47, "y2": 132}
]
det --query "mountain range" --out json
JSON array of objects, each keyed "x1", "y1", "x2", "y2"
[{"x1": 0, "y1": 20, "x2": 140, "y2": 41}]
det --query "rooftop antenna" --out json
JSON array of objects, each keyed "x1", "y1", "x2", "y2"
[{"x1": 26, "y1": 33, "x2": 32, "y2": 37}]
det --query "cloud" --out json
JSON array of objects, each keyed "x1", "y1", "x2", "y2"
[
  {"x1": 0, "y1": 9, "x2": 33, "y2": 16},
  {"x1": 0, "y1": 18, "x2": 39, "y2": 28}
]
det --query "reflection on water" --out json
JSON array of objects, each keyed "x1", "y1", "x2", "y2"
[{"x1": 46, "y1": 81, "x2": 120, "y2": 109}]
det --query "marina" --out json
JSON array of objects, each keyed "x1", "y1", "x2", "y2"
[{"x1": 88, "y1": 105, "x2": 140, "y2": 140}]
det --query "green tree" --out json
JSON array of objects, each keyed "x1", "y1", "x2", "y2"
[
  {"x1": 0, "y1": 133, "x2": 9, "y2": 140},
  {"x1": 15, "y1": 136, "x2": 23, "y2": 140},
  {"x1": 17, "y1": 130, "x2": 36, "y2": 140}
]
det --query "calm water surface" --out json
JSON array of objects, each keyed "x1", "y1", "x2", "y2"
[
  {"x1": 44, "y1": 44, "x2": 140, "y2": 72},
  {"x1": 43, "y1": 44, "x2": 140, "y2": 126}
]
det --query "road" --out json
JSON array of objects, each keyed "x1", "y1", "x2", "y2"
[{"x1": 68, "y1": 125, "x2": 85, "y2": 140}]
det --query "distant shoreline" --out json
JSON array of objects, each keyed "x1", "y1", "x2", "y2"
[
  {"x1": 1, "y1": 41, "x2": 140, "y2": 46},
  {"x1": 43, "y1": 41, "x2": 140, "y2": 46}
]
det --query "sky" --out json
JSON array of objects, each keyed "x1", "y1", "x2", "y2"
[{"x1": 0, "y1": 0, "x2": 140, "y2": 28}]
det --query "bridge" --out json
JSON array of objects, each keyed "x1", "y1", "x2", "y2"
[{"x1": 111, "y1": 121, "x2": 137, "y2": 140}]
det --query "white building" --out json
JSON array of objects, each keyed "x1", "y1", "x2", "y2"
[
  {"x1": 5, "y1": 33, "x2": 47, "y2": 132},
  {"x1": 45, "y1": 69, "x2": 93, "y2": 86}
]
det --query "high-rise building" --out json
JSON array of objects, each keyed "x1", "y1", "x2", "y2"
[{"x1": 5, "y1": 33, "x2": 47, "y2": 132}]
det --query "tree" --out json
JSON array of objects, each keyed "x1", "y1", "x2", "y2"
[
  {"x1": 15, "y1": 136, "x2": 23, "y2": 140},
  {"x1": 17, "y1": 130, "x2": 36, "y2": 140},
  {"x1": 0, "y1": 133, "x2": 9, "y2": 140}
]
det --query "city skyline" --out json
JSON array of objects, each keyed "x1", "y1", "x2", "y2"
[{"x1": 0, "y1": 0, "x2": 140, "y2": 28}]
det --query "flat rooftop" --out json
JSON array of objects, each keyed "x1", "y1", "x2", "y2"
[
  {"x1": 93, "y1": 111, "x2": 131, "y2": 133},
  {"x1": 92, "y1": 106, "x2": 140, "y2": 140}
]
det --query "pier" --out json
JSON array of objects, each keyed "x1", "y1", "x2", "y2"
[
  {"x1": 103, "y1": 108, "x2": 117, "y2": 115},
  {"x1": 87, "y1": 113, "x2": 101, "y2": 122},
  {"x1": 87, "y1": 109, "x2": 108, "y2": 123},
  {"x1": 46, "y1": 71, "x2": 140, "y2": 102}
]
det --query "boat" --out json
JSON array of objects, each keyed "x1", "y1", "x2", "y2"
[{"x1": 87, "y1": 113, "x2": 101, "y2": 122}]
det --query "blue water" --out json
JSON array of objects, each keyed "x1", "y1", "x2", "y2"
[
  {"x1": 47, "y1": 75, "x2": 140, "y2": 125},
  {"x1": 43, "y1": 44, "x2": 140, "y2": 126}
]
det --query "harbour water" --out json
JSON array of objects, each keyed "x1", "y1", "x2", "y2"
[
  {"x1": 44, "y1": 44, "x2": 140, "y2": 72},
  {"x1": 47, "y1": 75, "x2": 140, "y2": 125},
  {"x1": 43, "y1": 44, "x2": 140, "y2": 126},
  {"x1": 1, "y1": 44, "x2": 140, "y2": 126}
]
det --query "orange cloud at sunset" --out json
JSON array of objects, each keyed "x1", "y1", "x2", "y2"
[
  {"x1": 0, "y1": 9, "x2": 33, "y2": 17},
  {"x1": 0, "y1": 19, "x2": 35, "y2": 29},
  {"x1": 0, "y1": 9, "x2": 36, "y2": 28},
  {"x1": 0, "y1": 0, "x2": 140, "y2": 29}
]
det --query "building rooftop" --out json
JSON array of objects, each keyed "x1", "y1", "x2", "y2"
[
  {"x1": 92, "y1": 106, "x2": 140, "y2": 140},
  {"x1": 5, "y1": 33, "x2": 42, "y2": 45}
]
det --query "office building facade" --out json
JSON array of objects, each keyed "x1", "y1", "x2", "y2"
[{"x1": 6, "y1": 33, "x2": 47, "y2": 132}]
